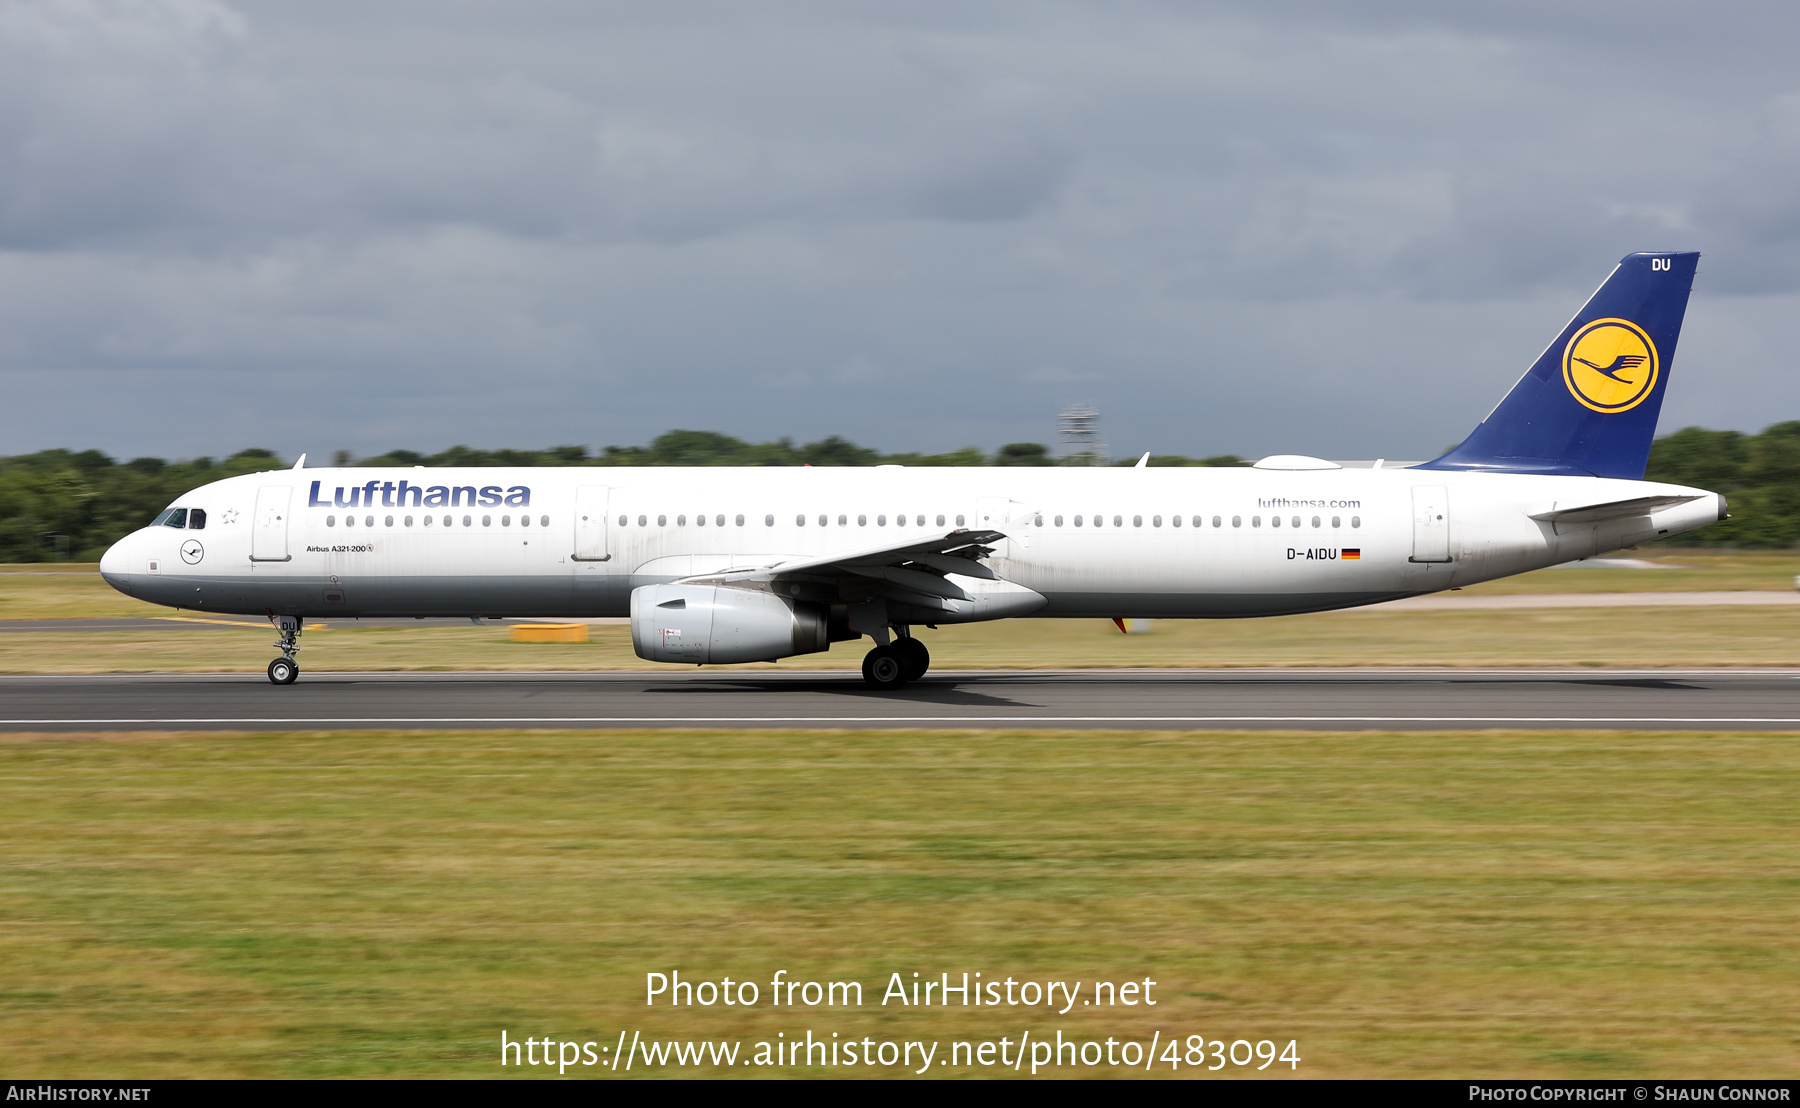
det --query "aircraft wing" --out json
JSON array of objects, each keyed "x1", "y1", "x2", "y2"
[
  {"x1": 678, "y1": 528, "x2": 1005, "y2": 608},
  {"x1": 1528, "y1": 494, "x2": 1703, "y2": 525}
]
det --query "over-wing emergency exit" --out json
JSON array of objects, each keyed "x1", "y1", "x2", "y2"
[{"x1": 100, "y1": 253, "x2": 1724, "y2": 688}]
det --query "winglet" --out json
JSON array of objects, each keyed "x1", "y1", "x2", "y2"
[
  {"x1": 292, "y1": 453, "x2": 307, "y2": 470},
  {"x1": 1111, "y1": 617, "x2": 1128, "y2": 634},
  {"x1": 1135, "y1": 452, "x2": 1149, "y2": 468}
]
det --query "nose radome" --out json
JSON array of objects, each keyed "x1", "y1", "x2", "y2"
[{"x1": 99, "y1": 534, "x2": 133, "y2": 592}]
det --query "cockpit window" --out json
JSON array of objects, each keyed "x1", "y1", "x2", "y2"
[
  {"x1": 160, "y1": 508, "x2": 188, "y2": 529},
  {"x1": 187, "y1": 509, "x2": 207, "y2": 530}
]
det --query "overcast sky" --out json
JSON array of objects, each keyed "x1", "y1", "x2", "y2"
[{"x1": 3, "y1": 1, "x2": 1798, "y2": 463}]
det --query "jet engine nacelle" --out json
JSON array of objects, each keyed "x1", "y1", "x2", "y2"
[{"x1": 630, "y1": 583, "x2": 830, "y2": 664}]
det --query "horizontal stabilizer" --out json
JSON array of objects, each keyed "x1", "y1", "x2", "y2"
[{"x1": 1528, "y1": 494, "x2": 1702, "y2": 525}]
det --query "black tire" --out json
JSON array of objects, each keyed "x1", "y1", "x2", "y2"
[
  {"x1": 896, "y1": 637, "x2": 930, "y2": 681},
  {"x1": 268, "y1": 657, "x2": 298, "y2": 685},
  {"x1": 861, "y1": 646, "x2": 907, "y2": 690}
]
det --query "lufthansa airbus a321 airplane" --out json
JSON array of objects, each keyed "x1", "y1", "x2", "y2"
[{"x1": 101, "y1": 252, "x2": 1723, "y2": 688}]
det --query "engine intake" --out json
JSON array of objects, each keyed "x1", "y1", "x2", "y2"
[{"x1": 631, "y1": 583, "x2": 830, "y2": 664}]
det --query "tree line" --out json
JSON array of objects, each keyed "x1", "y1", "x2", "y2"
[{"x1": 0, "y1": 425, "x2": 1790, "y2": 561}]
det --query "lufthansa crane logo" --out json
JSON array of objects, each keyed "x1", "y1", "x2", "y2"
[
  {"x1": 180, "y1": 539, "x2": 204, "y2": 565},
  {"x1": 1563, "y1": 317, "x2": 1659, "y2": 413}
]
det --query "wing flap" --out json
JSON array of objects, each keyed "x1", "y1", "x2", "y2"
[{"x1": 676, "y1": 528, "x2": 1004, "y2": 603}]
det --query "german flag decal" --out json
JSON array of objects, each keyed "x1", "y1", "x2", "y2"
[{"x1": 1341, "y1": 548, "x2": 1361, "y2": 560}]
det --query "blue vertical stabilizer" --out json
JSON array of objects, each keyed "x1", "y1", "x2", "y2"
[{"x1": 1417, "y1": 251, "x2": 1699, "y2": 479}]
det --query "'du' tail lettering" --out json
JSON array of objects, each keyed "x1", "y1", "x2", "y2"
[{"x1": 1418, "y1": 251, "x2": 1699, "y2": 480}]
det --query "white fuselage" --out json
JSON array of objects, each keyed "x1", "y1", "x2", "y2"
[{"x1": 99, "y1": 464, "x2": 1723, "y2": 622}]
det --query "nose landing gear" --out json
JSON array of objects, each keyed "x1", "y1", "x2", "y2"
[
  {"x1": 861, "y1": 632, "x2": 929, "y2": 690},
  {"x1": 267, "y1": 615, "x2": 302, "y2": 685}
]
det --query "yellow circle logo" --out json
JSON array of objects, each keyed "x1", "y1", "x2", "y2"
[{"x1": 1562, "y1": 317, "x2": 1659, "y2": 413}]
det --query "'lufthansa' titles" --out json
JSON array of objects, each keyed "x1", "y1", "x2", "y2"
[{"x1": 308, "y1": 480, "x2": 531, "y2": 510}]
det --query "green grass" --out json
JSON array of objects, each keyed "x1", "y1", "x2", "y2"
[
  {"x1": 2, "y1": 728, "x2": 1798, "y2": 1078},
  {"x1": 1463, "y1": 549, "x2": 1800, "y2": 594}
]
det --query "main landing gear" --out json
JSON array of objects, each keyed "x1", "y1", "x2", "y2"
[
  {"x1": 267, "y1": 615, "x2": 301, "y2": 685},
  {"x1": 862, "y1": 633, "x2": 929, "y2": 690}
]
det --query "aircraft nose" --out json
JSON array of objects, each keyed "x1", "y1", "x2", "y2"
[{"x1": 99, "y1": 534, "x2": 134, "y2": 593}]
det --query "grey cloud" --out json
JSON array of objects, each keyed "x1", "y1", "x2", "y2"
[{"x1": 2, "y1": 0, "x2": 1799, "y2": 463}]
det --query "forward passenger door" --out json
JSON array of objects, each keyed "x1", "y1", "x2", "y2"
[{"x1": 250, "y1": 486, "x2": 292, "y2": 562}]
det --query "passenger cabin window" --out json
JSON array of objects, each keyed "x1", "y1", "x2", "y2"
[
  {"x1": 765, "y1": 514, "x2": 774, "y2": 526},
  {"x1": 1311, "y1": 515, "x2": 1320, "y2": 528},
  {"x1": 1134, "y1": 515, "x2": 1143, "y2": 527},
  {"x1": 936, "y1": 515, "x2": 946, "y2": 526},
  {"x1": 1113, "y1": 515, "x2": 1122, "y2": 528},
  {"x1": 327, "y1": 515, "x2": 337, "y2": 527},
  {"x1": 858, "y1": 514, "x2": 867, "y2": 526},
  {"x1": 1074, "y1": 515, "x2": 1083, "y2": 527},
  {"x1": 1332, "y1": 516, "x2": 1340, "y2": 528},
  {"x1": 1351, "y1": 515, "x2": 1362, "y2": 528},
  {"x1": 187, "y1": 509, "x2": 206, "y2": 530},
  {"x1": 735, "y1": 514, "x2": 745, "y2": 527},
  {"x1": 1212, "y1": 516, "x2": 1221, "y2": 528},
  {"x1": 716, "y1": 515, "x2": 726, "y2": 527},
  {"x1": 385, "y1": 515, "x2": 394, "y2": 527},
  {"x1": 1251, "y1": 515, "x2": 1260, "y2": 527},
  {"x1": 1271, "y1": 515, "x2": 1281, "y2": 528},
  {"x1": 956, "y1": 514, "x2": 965, "y2": 526}
]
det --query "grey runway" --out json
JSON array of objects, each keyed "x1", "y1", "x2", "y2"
[{"x1": 4, "y1": 668, "x2": 1800, "y2": 731}]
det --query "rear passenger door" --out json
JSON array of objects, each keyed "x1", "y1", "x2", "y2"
[{"x1": 1409, "y1": 485, "x2": 1450, "y2": 563}]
